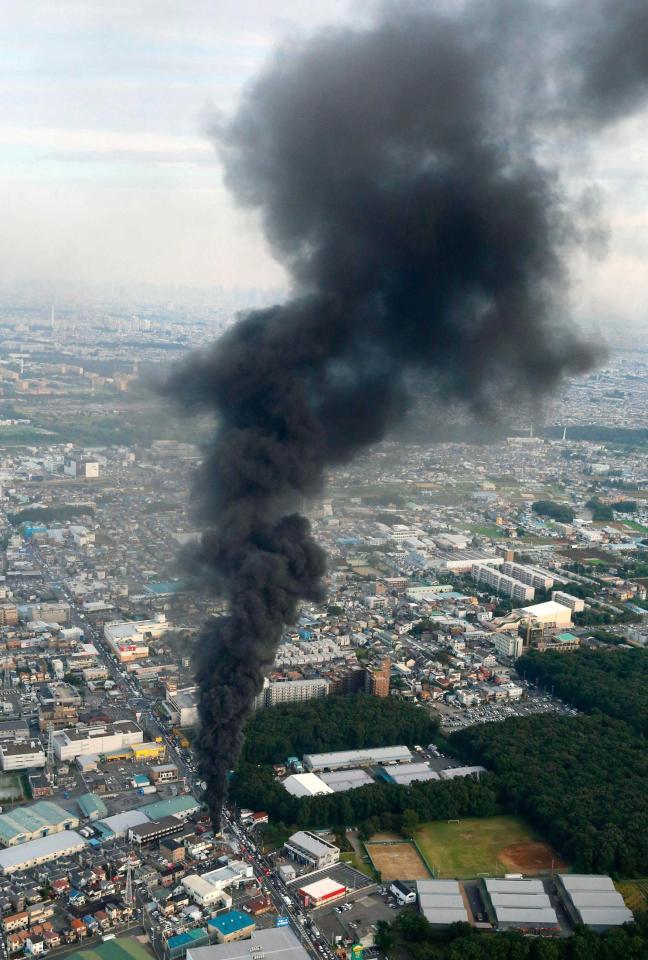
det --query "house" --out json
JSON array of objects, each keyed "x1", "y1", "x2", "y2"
[{"x1": 390, "y1": 881, "x2": 416, "y2": 905}]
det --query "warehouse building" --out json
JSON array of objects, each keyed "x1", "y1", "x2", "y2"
[
  {"x1": 557, "y1": 875, "x2": 633, "y2": 932},
  {"x1": 298, "y1": 877, "x2": 346, "y2": 909},
  {"x1": 76, "y1": 793, "x2": 108, "y2": 821},
  {"x1": 0, "y1": 740, "x2": 46, "y2": 772},
  {"x1": 439, "y1": 766, "x2": 486, "y2": 780},
  {"x1": 131, "y1": 741, "x2": 166, "y2": 761},
  {"x1": 0, "y1": 830, "x2": 87, "y2": 874},
  {"x1": 187, "y1": 927, "x2": 310, "y2": 960},
  {"x1": 303, "y1": 746, "x2": 412, "y2": 772},
  {"x1": 284, "y1": 831, "x2": 340, "y2": 870},
  {"x1": 207, "y1": 912, "x2": 256, "y2": 944},
  {"x1": 379, "y1": 762, "x2": 439, "y2": 786},
  {"x1": 482, "y1": 879, "x2": 558, "y2": 931},
  {"x1": 283, "y1": 773, "x2": 333, "y2": 798},
  {"x1": 0, "y1": 801, "x2": 79, "y2": 847},
  {"x1": 53, "y1": 719, "x2": 143, "y2": 761},
  {"x1": 104, "y1": 615, "x2": 168, "y2": 663},
  {"x1": 94, "y1": 810, "x2": 149, "y2": 840},
  {"x1": 141, "y1": 795, "x2": 200, "y2": 821},
  {"x1": 417, "y1": 879, "x2": 469, "y2": 928},
  {"x1": 319, "y1": 768, "x2": 374, "y2": 792}
]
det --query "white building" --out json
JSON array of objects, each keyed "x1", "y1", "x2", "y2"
[
  {"x1": 53, "y1": 720, "x2": 143, "y2": 761},
  {"x1": 104, "y1": 615, "x2": 168, "y2": 662},
  {"x1": 188, "y1": 927, "x2": 309, "y2": 960},
  {"x1": 501, "y1": 562, "x2": 555, "y2": 591},
  {"x1": 493, "y1": 634, "x2": 524, "y2": 660},
  {"x1": 63, "y1": 456, "x2": 99, "y2": 479},
  {"x1": 0, "y1": 740, "x2": 46, "y2": 772},
  {"x1": 471, "y1": 564, "x2": 535, "y2": 603},
  {"x1": 255, "y1": 678, "x2": 330, "y2": 709},
  {"x1": 520, "y1": 600, "x2": 572, "y2": 629},
  {"x1": 283, "y1": 773, "x2": 333, "y2": 798},
  {"x1": 182, "y1": 861, "x2": 252, "y2": 906},
  {"x1": 0, "y1": 831, "x2": 87, "y2": 875},
  {"x1": 551, "y1": 591, "x2": 585, "y2": 613},
  {"x1": 163, "y1": 686, "x2": 199, "y2": 727},
  {"x1": 284, "y1": 831, "x2": 340, "y2": 870}
]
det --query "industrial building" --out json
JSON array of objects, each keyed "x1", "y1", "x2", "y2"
[
  {"x1": 439, "y1": 766, "x2": 486, "y2": 780},
  {"x1": 556, "y1": 874, "x2": 634, "y2": 932},
  {"x1": 76, "y1": 793, "x2": 108, "y2": 821},
  {"x1": 379, "y1": 762, "x2": 440, "y2": 786},
  {"x1": 0, "y1": 801, "x2": 79, "y2": 847},
  {"x1": 284, "y1": 831, "x2": 340, "y2": 870},
  {"x1": 417, "y1": 879, "x2": 469, "y2": 927},
  {"x1": 298, "y1": 877, "x2": 346, "y2": 908},
  {"x1": 53, "y1": 719, "x2": 143, "y2": 761},
  {"x1": 303, "y1": 745, "x2": 413, "y2": 772},
  {"x1": 207, "y1": 912, "x2": 256, "y2": 944},
  {"x1": 318, "y1": 768, "x2": 374, "y2": 792},
  {"x1": 94, "y1": 810, "x2": 149, "y2": 841},
  {"x1": 140, "y1": 795, "x2": 200, "y2": 821},
  {"x1": 282, "y1": 773, "x2": 333, "y2": 798},
  {"x1": 187, "y1": 927, "x2": 310, "y2": 960},
  {"x1": 131, "y1": 741, "x2": 166, "y2": 761},
  {"x1": 104, "y1": 615, "x2": 169, "y2": 663},
  {"x1": 551, "y1": 591, "x2": 586, "y2": 613},
  {"x1": 0, "y1": 830, "x2": 87, "y2": 874},
  {"x1": 471, "y1": 564, "x2": 535, "y2": 603},
  {"x1": 482, "y1": 878, "x2": 559, "y2": 931},
  {"x1": 0, "y1": 740, "x2": 46, "y2": 772}
]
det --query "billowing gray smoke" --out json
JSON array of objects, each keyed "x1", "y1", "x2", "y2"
[{"x1": 165, "y1": 0, "x2": 648, "y2": 828}]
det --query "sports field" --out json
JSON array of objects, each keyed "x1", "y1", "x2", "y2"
[
  {"x1": 414, "y1": 815, "x2": 569, "y2": 878},
  {"x1": 65, "y1": 936, "x2": 153, "y2": 960},
  {"x1": 365, "y1": 841, "x2": 431, "y2": 880}
]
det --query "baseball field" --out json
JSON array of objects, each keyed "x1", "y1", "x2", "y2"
[
  {"x1": 413, "y1": 815, "x2": 569, "y2": 878},
  {"x1": 365, "y1": 840, "x2": 432, "y2": 880}
]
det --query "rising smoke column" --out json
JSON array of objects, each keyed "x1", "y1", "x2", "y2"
[{"x1": 165, "y1": 0, "x2": 648, "y2": 828}]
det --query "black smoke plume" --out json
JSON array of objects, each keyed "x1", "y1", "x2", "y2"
[{"x1": 165, "y1": 0, "x2": 648, "y2": 828}]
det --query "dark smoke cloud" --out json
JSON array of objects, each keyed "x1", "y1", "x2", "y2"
[{"x1": 164, "y1": 0, "x2": 648, "y2": 828}]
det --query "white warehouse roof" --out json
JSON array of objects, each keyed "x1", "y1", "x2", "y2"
[
  {"x1": 560, "y1": 874, "x2": 616, "y2": 892},
  {"x1": 283, "y1": 773, "x2": 333, "y2": 798},
  {"x1": 416, "y1": 879, "x2": 468, "y2": 926},
  {"x1": 0, "y1": 830, "x2": 87, "y2": 874},
  {"x1": 303, "y1": 746, "x2": 412, "y2": 771}
]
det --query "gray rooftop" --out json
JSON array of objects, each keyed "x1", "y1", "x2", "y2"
[
  {"x1": 485, "y1": 878, "x2": 544, "y2": 894},
  {"x1": 303, "y1": 746, "x2": 412, "y2": 770},
  {"x1": 188, "y1": 926, "x2": 309, "y2": 960},
  {"x1": 567, "y1": 891, "x2": 626, "y2": 908},
  {"x1": 559, "y1": 874, "x2": 616, "y2": 892},
  {"x1": 417, "y1": 880, "x2": 462, "y2": 894},
  {"x1": 577, "y1": 908, "x2": 634, "y2": 927},
  {"x1": 319, "y1": 768, "x2": 374, "y2": 791},
  {"x1": 494, "y1": 907, "x2": 558, "y2": 925}
]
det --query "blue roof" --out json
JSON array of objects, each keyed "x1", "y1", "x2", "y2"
[
  {"x1": 167, "y1": 929, "x2": 208, "y2": 949},
  {"x1": 208, "y1": 911, "x2": 255, "y2": 935}
]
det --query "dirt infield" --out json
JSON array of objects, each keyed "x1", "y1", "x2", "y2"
[
  {"x1": 499, "y1": 841, "x2": 568, "y2": 874},
  {"x1": 365, "y1": 841, "x2": 431, "y2": 881}
]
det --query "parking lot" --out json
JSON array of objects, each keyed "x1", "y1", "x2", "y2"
[
  {"x1": 287, "y1": 862, "x2": 375, "y2": 899},
  {"x1": 440, "y1": 689, "x2": 580, "y2": 731},
  {"x1": 317, "y1": 889, "x2": 402, "y2": 947}
]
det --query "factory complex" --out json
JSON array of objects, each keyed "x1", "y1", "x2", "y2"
[{"x1": 282, "y1": 745, "x2": 486, "y2": 797}]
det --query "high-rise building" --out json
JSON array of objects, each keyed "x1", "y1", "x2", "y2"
[{"x1": 366, "y1": 657, "x2": 391, "y2": 698}]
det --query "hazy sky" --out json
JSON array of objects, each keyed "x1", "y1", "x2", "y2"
[{"x1": 1, "y1": 0, "x2": 647, "y2": 327}]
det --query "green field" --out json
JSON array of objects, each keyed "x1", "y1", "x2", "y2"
[
  {"x1": 64, "y1": 936, "x2": 153, "y2": 960},
  {"x1": 624, "y1": 520, "x2": 648, "y2": 534},
  {"x1": 413, "y1": 815, "x2": 567, "y2": 878}
]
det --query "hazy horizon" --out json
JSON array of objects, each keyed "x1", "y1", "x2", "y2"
[{"x1": 2, "y1": 0, "x2": 647, "y2": 331}]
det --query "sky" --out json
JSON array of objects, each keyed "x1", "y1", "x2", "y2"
[{"x1": 1, "y1": 0, "x2": 647, "y2": 328}]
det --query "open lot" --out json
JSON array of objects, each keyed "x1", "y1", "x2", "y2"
[
  {"x1": 414, "y1": 815, "x2": 569, "y2": 878},
  {"x1": 365, "y1": 841, "x2": 431, "y2": 881}
]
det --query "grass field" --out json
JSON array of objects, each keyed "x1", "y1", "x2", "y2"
[
  {"x1": 413, "y1": 816, "x2": 569, "y2": 878},
  {"x1": 365, "y1": 841, "x2": 432, "y2": 881},
  {"x1": 617, "y1": 880, "x2": 648, "y2": 914}
]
